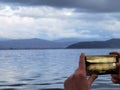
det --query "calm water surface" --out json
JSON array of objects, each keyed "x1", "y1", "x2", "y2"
[{"x1": 0, "y1": 49, "x2": 120, "y2": 90}]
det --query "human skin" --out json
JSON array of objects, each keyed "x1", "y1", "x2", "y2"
[
  {"x1": 64, "y1": 53, "x2": 98, "y2": 90},
  {"x1": 109, "y1": 52, "x2": 120, "y2": 84}
]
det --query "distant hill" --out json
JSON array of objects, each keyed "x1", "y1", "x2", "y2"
[
  {"x1": 0, "y1": 38, "x2": 119, "y2": 50},
  {"x1": 67, "y1": 38, "x2": 120, "y2": 49},
  {"x1": 0, "y1": 38, "x2": 65, "y2": 49},
  {"x1": 54, "y1": 38, "x2": 106, "y2": 47},
  {"x1": 54, "y1": 37, "x2": 105, "y2": 42},
  {"x1": 54, "y1": 38, "x2": 81, "y2": 47},
  {"x1": 54, "y1": 38, "x2": 81, "y2": 42},
  {"x1": 0, "y1": 38, "x2": 10, "y2": 41}
]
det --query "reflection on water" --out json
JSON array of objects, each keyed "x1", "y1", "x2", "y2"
[{"x1": 0, "y1": 49, "x2": 119, "y2": 90}]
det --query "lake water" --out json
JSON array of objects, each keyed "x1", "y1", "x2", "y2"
[{"x1": 0, "y1": 49, "x2": 120, "y2": 90}]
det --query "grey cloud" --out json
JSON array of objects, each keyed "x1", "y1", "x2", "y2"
[
  {"x1": 77, "y1": 13, "x2": 110, "y2": 22},
  {"x1": 1, "y1": 0, "x2": 120, "y2": 12}
]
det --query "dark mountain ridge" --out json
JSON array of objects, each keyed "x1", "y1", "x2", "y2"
[{"x1": 67, "y1": 38, "x2": 120, "y2": 48}]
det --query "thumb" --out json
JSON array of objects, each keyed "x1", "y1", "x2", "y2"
[{"x1": 88, "y1": 74, "x2": 98, "y2": 88}]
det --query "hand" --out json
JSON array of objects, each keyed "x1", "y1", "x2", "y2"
[
  {"x1": 64, "y1": 53, "x2": 98, "y2": 90},
  {"x1": 109, "y1": 52, "x2": 120, "y2": 84}
]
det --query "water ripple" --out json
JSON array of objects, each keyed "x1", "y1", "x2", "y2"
[
  {"x1": 19, "y1": 78, "x2": 35, "y2": 81},
  {"x1": 34, "y1": 81, "x2": 63, "y2": 86},
  {"x1": 0, "y1": 84, "x2": 27, "y2": 87},
  {"x1": 40, "y1": 88, "x2": 64, "y2": 90},
  {"x1": 0, "y1": 88, "x2": 18, "y2": 90}
]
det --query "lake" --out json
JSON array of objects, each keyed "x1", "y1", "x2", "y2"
[{"x1": 0, "y1": 49, "x2": 120, "y2": 90}]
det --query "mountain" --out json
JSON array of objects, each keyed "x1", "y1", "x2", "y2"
[
  {"x1": 0, "y1": 38, "x2": 65, "y2": 49},
  {"x1": 67, "y1": 38, "x2": 120, "y2": 49},
  {"x1": 54, "y1": 38, "x2": 81, "y2": 47},
  {"x1": 54, "y1": 38, "x2": 106, "y2": 47},
  {"x1": 54, "y1": 37, "x2": 106, "y2": 42},
  {"x1": 0, "y1": 38, "x2": 119, "y2": 50},
  {"x1": 0, "y1": 38, "x2": 10, "y2": 41},
  {"x1": 54, "y1": 38, "x2": 82, "y2": 42}
]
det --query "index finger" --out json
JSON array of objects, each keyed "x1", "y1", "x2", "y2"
[{"x1": 79, "y1": 53, "x2": 86, "y2": 72}]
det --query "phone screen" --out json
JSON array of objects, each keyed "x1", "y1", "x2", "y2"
[{"x1": 85, "y1": 55, "x2": 118, "y2": 75}]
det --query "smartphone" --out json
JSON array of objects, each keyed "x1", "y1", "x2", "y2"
[{"x1": 85, "y1": 55, "x2": 119, "y2": 75}]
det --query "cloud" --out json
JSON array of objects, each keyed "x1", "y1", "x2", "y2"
[
  {"x1": 0, "y1": 6, "x2": 78, "y2": 39},
  {"x1": 105, "y1": 22, "x2": 120, "y2": 30},
  {"x1": 14, "y1": 6, "x2": 75, "y2": 19},
  {"x1": 0, "y1": 6, "x2": 104, "y2": 40},
  {"x1": 0, "y1": 3, "x2": 120, "y2": 40},
  {"x1": 1, "y1": 0, "x2": 120, "y2": 12}
]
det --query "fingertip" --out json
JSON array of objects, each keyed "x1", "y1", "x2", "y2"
[
  {"x1": 109, "y1": 52, "x2": 120, "y2": 57},
  {"x1": 80, "y1": 53, "x2": 85, "y2": 60},
  {"x1": 80, "y1": 53, "x2": 85, "y2": 57},
  {"x1": 109, "y1": 52, "x2": 119, "y2": 55}
]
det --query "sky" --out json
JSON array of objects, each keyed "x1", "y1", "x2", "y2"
[{"x1": 0, "y1": 0, "x2": 120, "y2": 40}]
